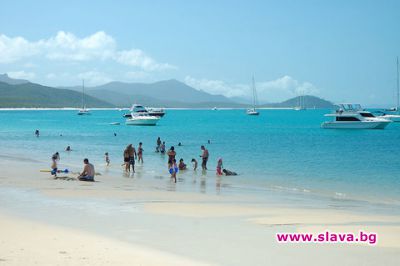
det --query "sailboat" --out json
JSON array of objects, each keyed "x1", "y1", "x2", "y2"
[
  {"x1": 246, "y1": 76, "x2": 260, "y2": 115},
  {"x1": 294, "y1": 94, "x2": 306, "y2": 111},
  {"x1": 379, "y1": 57, "x2": 400, "y2": 122},
  {"x1": 77, "y1": 80, "x2": 90, "y2": 115}
]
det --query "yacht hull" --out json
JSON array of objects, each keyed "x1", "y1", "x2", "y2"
[
  {"x1": 125, "y1": 118, "x2": 159, "y2": 126},
  {"x1": 321, "y1": 121, "x2": 391, "y2": 129}
]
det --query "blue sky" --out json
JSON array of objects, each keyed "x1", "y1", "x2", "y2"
[{"x1": 0, "y1": 0, "x2": 399, "y2": 105}]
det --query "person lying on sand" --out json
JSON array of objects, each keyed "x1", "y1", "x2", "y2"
[
  {"x1": 222, "y1": 169, "x2": 237, "y2": 176},
  {"x1": 77, "y1": 158, "x2": 95, "y2": 182}
]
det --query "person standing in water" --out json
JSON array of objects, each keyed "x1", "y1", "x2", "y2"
[
  {"x1": 160, "y1": 141, "x2": 166, "y2": 154},
  {"x1": 127, "y1": 144, "x2": 137, "y2": 172},
  {"x1": 200, "y1": 145, "x2": 209, "y2": 170},
  {"x1": 35, "y1": 129, "x2": 40, "y2": 137},
  {"x1": 105, "y1": 152, "x2": 110, "y2": 166},
  {"x1": 167, "y1": 146, "x2": 176, "y2": 162},
  {"x1": 123, "y1": 148, "x2": 130, "y2": 172},
  {"x1": 51, "y1": 154, "x2": 58, "y2": 177},
  {"x1": 138, "y1": 142, "x2": 144, "y2": 163},
  {"x1": 156, "y1": 137, "x2": 161, "y2": 152},
  {"x1": 216, "y1": 158, "x2": 223, "y2": 175}
]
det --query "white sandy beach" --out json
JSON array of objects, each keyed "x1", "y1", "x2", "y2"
[{"x1": 0, "y1": 154, "x2": 400, "y2": 266}]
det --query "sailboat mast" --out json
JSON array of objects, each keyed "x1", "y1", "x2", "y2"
[
  {"x1": 252, "y1": 76, "x2": 256, "y2": 108},
  {"x1": 82, "y1": 79, "x2": 85, "y2": 109},
  {"x1": 397, "y1": 56, "x2": 399, "y2": 110}
]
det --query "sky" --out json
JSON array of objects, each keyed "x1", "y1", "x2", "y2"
[{"x1": 0, "y1": 0, "x2": 399, "y2": 105}]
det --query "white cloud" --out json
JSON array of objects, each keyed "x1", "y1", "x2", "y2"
[
  {"x1": 184, "y1": 76, "x2": 247, "y2": 98},
  {"x1": 0, "y1": 35, "x2": 39, "y2": 63},
  {"x1": 115, "y1": 50, "x2": 176, "y2": 71},
  {"x1": 185, "y1": 75, "x2": 319, "y2": 102},
  {"x1": 7, "y1": 71, "x2": 36, "y2": 80},
  {"x1": 0, "y1": 31, "x2": 174, "y2": 72}
]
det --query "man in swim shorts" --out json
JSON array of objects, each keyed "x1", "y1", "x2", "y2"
[
  {"x1": 78, "y1": 158, "x2": 95, "y2": 181},
  {"x1": 200, "y1": 145, "x2": 209, "y2": 170}
]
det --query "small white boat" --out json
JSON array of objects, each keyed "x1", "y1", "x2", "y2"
[
  {"x1": 379, "y1": 113, "x2": 400, "y2": 122},
  {"x1": 147, "y1": 107, "x2": 166, "y2": 117},
  {"x1": 77, "y1": 80, "x2": 90, "y2": 115},
  {"x1": 125, "y1": 104, "x2": 160, "y2": 126},
  {"x1": 246, "y1": 108, "x2": 259, "y2": 115},
  {"x1": 322, "y1": 104, "x2": 391, "y2": 129},
  {"x1": 247, "y1": 76, "x2": 260, "y2": 116}
]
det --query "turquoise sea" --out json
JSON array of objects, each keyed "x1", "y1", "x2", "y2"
[{"x1": 0, "y1": 109, "x2": 399, "y2": 210}]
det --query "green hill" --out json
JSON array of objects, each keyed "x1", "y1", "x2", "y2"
[
  {"x1": 261, "y1": 95, "x2": 333, "y2": 108},
  {"x1": 0, "y1": 82, "x2": 114, "y2": 108}
]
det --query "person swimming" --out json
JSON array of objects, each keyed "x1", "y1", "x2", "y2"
[{"x1": 65, "y1": 146, "x2": 71, "y2": 151}]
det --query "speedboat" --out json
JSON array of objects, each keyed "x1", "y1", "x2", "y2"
[
  {"x1": 125, "y1": 104, "x2": 160, "y2": 126},
  {"x1": 321, "y1": 103, "x2": 391, "y2": 129}
]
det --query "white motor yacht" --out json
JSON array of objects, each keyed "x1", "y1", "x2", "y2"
[
  {"x1": 125, "y1": 104, "x2": 160, "y2": 126},
  {"x1": 321, "y1": 104, "x2": 391, "y2": 129}
]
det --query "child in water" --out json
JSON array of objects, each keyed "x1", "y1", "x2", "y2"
[
  {"x1": 105, "y1": 152, "x2": 110, "y2": 166},
  {"x1": 168, "y1": 160, "x2": 178, "y2": 183},
  {"x1": 191, "y1": 158, "x2": 198, "y2": 170},
  {"x1": 216, "y1": 158, "x2": 223, "y2": 175},
  {"x1": 178, "y1": 158, "x2": 187, "y2": 170}
]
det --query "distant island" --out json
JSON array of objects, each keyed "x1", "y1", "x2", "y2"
[{"x1": 0, "y1": 73, "x2": 334, "y2": 108}]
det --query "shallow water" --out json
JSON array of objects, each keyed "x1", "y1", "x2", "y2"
[{"x1": 0, "y1": 109, "x2": 399, "y2": 206}]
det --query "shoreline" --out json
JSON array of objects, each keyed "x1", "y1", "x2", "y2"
[{"x1": 1, "y1": 155, "x2": 400, "y2": 265}]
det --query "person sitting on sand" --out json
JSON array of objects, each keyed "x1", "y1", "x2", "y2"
[
  {"x1": 191, "y1": 158, "x2": 198, "y2": 171},
  {"x1": 78, "y1": 158, "x2": 95, "y2": 182},
  {"x1": 51, "y1": 155, "x2": 58, "y2": 177},
  {"x1": 222, "y1": 169, "x2": 237, "y2": 176},
  {"x1": 105, "y1": 152, "x2": 110, "y2": 166},
  {"x1": 178, "y1": 158, "x2": 187, "y2": 170},
  {"x1": 216, "y1": 158, "x2": 223, "y2": 175}
]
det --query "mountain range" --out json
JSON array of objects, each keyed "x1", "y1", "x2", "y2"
[{"x1": 0, "y1": 73, "x2": 334, "y2": 108}]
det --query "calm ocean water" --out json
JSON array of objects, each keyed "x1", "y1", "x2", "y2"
[{"x1": 0, "y1": 109, "x2": 399, "y2": 205}]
